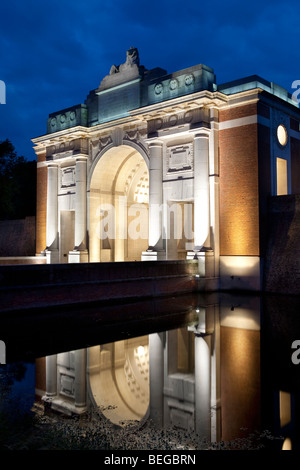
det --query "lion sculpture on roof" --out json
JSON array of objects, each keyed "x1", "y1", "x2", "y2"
[{"x1": 109, "y1": 47, "x2": 140, "y2": 75}]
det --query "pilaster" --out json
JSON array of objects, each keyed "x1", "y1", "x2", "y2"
[
  {"x1": 74, "y1": 349, "x2": 87, "y2": 410},
  {"x1": 149, "y1": 333, "x2": 165, "y2": 426},
  {"x1": 69, "y1": 156, "x2": 88, "y2": 263},
  {"x1": 45, "y1": 163, "x2": 59, "y2": 263},
  {"x1": 142, "y1": 140, "x2": 165, "y2": 260},
  {"x1": 193, "y1": 131, "x2": 210, "y2": 250},
  {"x1": 43, "y1": 354, "x2": 57, "y2": 406}
]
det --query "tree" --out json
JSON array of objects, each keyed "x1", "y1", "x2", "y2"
[{"x1": 0, "y1": 139, "x2": 36, "y2": 220}]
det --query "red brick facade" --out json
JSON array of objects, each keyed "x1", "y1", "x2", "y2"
[
  {"x1": 219, "y1": 114, "x2": 260, "y2": 256},
  {"x1": 219, "y1": 103, "x2": 258, "y2": 123}
]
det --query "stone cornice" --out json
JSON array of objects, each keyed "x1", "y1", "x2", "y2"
[
  {"x1": 129, "y1": 90, "x2": 228, "y2": 121},
  {"x1": 218, "y1": 88, "x2": 262, "y2": 110},
  {"x1": 32, "y1": 116, "x2": 146, "y2": 150},
  {"x1": 31, "y1": 88, "x2": 265, "y2": 154},
  {"x1": 32, "y1": 126, "x2": 90, "y2": 149}
]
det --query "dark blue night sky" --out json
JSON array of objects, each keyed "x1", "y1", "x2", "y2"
[{"x1": 1, "y1": 0, "x2": 300, "y2": 161}]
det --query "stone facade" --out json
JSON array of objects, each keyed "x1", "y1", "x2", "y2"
[{"x1": 32, "y1": 48, "x2": 300, "y2": 291}]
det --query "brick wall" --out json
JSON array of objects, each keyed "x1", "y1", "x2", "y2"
[
  {"x1": 219, "y1": 103, "x2": 258, "y2": 123},
  {"x1": 264, "y1": 195, "x2": 300, "y2": 295},
  {"x1": 291, "y1": 137, "x2": 300, "y2": 194},
  {"x1": 219, "y1": 119, "x2": 260, "y2": 256},
  {"x1": 220, "y1": 326, "x2": 261, "y2": 441},
  {"x1": 257, "y1": 124, "x2": 271, "y2": 257}
]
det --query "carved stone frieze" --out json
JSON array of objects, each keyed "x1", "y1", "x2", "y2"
[
  {"x1": 123, "y1": 126, "x2": 148, "y2": 154},
  {"x1": 89, "y1": 125, "x2": 148, "y2": 162},
  {"x1": 46, "y1": 138, "x2": 88, "y2": 160},
  {"x1": 124, "y1": 128, "x2": 139, "y2": 141},
  {"x1": 89, "y1": 135, "x2": 113, "y2": 161},
  {"x1": 147, "y1": 107, "x2": 210, "y2": 135}
]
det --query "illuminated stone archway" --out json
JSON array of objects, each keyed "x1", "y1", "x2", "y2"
[{"x1": 89, "y1": 144, "x2": 149, "y2": 262}]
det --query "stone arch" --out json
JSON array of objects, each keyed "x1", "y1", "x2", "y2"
[
  {"x1": 88, "y1": 140, "x2": 149, "y2": 191},
  {"x1": 88, "y1": 143, "x2": 149, "y2": 262}
]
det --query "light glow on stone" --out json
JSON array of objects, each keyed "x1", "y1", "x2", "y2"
[{"x1": 137, "y1": 345, "x2": 145, "y2": 357}]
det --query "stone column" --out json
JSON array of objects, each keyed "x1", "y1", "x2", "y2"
[
  {"x1": 149, "y1": 333, "x2": 164, "y2": 426},
  {"x1": 45, "y1": 163, "x2": 59, "y2": 263},
  {"x1": 69, "y1": 156, "x2": 88, "y2": 263},
  {"x1": 74, "y1": 349, "x2": 87, "y2": 411},
  {"x1": 45, "y1": 354, "x2": 57, "y2": 398},
  {"x1": 194, "y1": 334, "x2": 211, "y2": 440},
  {"x1": 193, "y1": 132, "x2": 210, "y2": 250},
  {"x1": 142, "y1": 141, "x2": 164, "y2": 260}
]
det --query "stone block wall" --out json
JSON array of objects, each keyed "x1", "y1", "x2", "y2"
[{"x1": 0, "y1": 216, "x2": 36, "y2": 256}]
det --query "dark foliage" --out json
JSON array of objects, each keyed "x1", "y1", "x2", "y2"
[{"x1": 0, "y1": 139, "x2": 36, "y2": 220}]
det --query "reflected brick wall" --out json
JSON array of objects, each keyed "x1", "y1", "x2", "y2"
[{"x1": 220, "y1": 326, "x2": 261, "y2": 441}]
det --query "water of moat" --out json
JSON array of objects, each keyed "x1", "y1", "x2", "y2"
[{"x1": 0, "y1": 291, "x2": 300, "y2": 451}]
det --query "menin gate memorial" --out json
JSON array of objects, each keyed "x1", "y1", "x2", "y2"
[{"x1": 32, "y1": 47, "x2": 300, "y2": 291}]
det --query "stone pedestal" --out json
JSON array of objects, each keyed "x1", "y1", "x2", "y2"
[
  {"x1": 187, "y1": 249, "x2": 214, "y2": 277},
  {"x1": 68, "y1": 249, "x2": 89, "y2": 263},
  {"x1": 141, "y1": 250, "x2": 166, "y2": 261},
  {"x1": 45, "y1": 249, "x2": 59, "y2": 264}
]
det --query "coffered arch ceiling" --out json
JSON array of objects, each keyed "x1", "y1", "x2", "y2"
[{"x1": 90, "y1": 145, "x2": 148, "y2": 200}]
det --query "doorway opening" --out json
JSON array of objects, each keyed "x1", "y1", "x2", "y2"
[{"x1": 89, "y1": 145, "x2": 149, "y2": 262}]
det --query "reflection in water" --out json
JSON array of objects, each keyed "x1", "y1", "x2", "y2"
[
  {"x1": 36, "y1": 295, "x2": 261, "y2": 444},
  {"x1": 89, "y1": 336, "x2": 149, "y2": 425},
  {"x1": 1, "y1": 293, "x2": 300, "y2": 450}
]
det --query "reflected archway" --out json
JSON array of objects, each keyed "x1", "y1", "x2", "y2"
[{"x1": 88, "y1": 336, "x2": 149, "y2": 426}]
